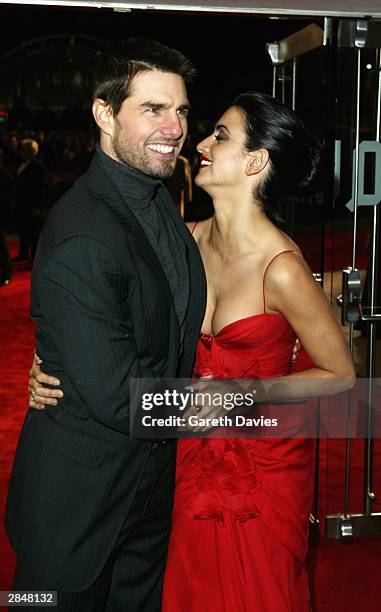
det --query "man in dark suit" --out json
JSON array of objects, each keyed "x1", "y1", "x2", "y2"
[{"x1": 6, "y1": 38, "x2": 206, "y2": 611}]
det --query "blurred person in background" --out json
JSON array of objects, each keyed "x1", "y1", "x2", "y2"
[
  {"x1": 13, "y1": 138, "x2": 47, "y2": 262},
  {"x1": 0, "y1": 148, "x2": 14, "y2": 286},
  {"x1": 2, "y1": 131, "x2": 20, "y2": 178}
]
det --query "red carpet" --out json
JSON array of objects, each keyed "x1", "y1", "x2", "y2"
[
  {"x1": 0, "y1": 260, "x2": 35, "y2": 593},
  {"x1": 1, "y1": 235, "x2": 380, "y2": 610}
]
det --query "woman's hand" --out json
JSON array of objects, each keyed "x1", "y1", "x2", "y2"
[
  {"x1": 29, "y1": 352, "x2": 63, "y2": 410},
  {"x1": 181, "y1": 377, "x2": 255, "y2": 433}
]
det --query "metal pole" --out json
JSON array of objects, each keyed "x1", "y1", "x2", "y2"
[
  {"x1": 342, "y1": 43, "x2": 362, "y2": 522},
  {"x1": 292, "y1": 57, "x2": 297, "y2": 110},
  {"x1": 312, "y1": 19, "x2": 337, "y2": 529},
  {"x1": 344, "y1": 390, "x2": 353, "y2": 517},
  {"x1": 364, "y1": 47, "x2": 381, "y2": 514},
  {"x1": 351, "y1": 46, "x2": 362, "y2": 272},
  {"x1": 311, "y1": 398, "x2": 321, "y2": 533},
  {"x1": 281, "y1": 64, "x2": 286, "y2": 104},
  {"x1": 272, "y1": 65, "x2": 277, "y2": 98},
  {"x1": 349, "y1": 46, "x2": 362, "y2": 353}
]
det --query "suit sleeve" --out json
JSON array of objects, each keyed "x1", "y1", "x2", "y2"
[{"x1": 38, "y1": 235, "x2": 141, "y2": 434}]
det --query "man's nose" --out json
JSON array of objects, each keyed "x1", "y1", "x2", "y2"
[{"x1": 161, "y1": 114, "x2": 184, "y2": 139}]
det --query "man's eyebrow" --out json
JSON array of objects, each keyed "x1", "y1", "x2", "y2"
[
  {"x1": 139, "y1": 101, "x2": 166, "y2": 110},
  {"x1": 215, "y1": 123, "x2": 230, "y2": 133},
  {"x1": 138, "y1": 102, "x2": 191, "y2": 111}
]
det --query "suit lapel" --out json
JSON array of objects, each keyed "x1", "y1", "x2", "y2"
[
  {"x1": 158, "y1": 186, "x2": 207, "y2": 374},
  {"x1": 85, "y1": 156, "x2": 176, "y2": 314},
  {"x1": 85, "y1": 155, "x2": 206, "y2": 377}
]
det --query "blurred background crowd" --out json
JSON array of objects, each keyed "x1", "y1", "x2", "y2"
[{"x1": 0, "y1": 97, "x2": 215, "y2": 287}]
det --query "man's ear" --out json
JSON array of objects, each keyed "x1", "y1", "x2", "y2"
[
  {"x1": 92, "y1": 99, "x2": 115, "y2": 137},
  {"x1": 246, "y1": 149, "x2": 269, "y2": 176}
]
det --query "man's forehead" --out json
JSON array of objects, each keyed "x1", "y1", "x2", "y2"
[{"x1": 129, "y1": 69, "x2": 188, "y2": 99}]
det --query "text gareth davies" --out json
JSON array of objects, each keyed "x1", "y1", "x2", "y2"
[{"x1": 142, "y1": 415, "x2": 279, "y2": 428}]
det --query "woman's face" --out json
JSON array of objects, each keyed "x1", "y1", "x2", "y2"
[{"x1": 195, "y1": 106, "x2": 249, "y2": 192}]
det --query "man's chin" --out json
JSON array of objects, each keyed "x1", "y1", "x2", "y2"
[{"x1": 149, "y1": 160, "x2": 177, "y2": 180}]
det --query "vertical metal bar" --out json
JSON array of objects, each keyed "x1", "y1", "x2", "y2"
[
  {"x1": 364, "y1": 209, "x2": 378, "y2": 515},
  {"x1": 311, "y1": 18, "x2": 339, "y2": 530},
  {"x1": 281, "y1": 64, "x2": 286, "y2": 104},
  {"x1": 329, "y1": 140, "x2": 342, "y2": 305},
  {"x1": 272, "y1": 65, "x2": 277, "y2": 98},
  {"x1": 311, "y1": 399, "x2": 321, "y2": 527},
  {"x1": 323, "y1": 17, "x2": 333, "y2": 47},
  {"x1": 343, "y1": 42, "x2": 363, "y2": 520},
  {"x1": 370, "y1": 47, "x2": 381, "y2": 327},
  {"x1": 344, "y1": 390, "x2": 353, "y2": 516},
  {"x1": 352, "y1": 46, "x2": 362, "y2": 272},
  {"x1": 316, "y1": 18, "x2": 338, "y2": 527},
  {"x1": 292, "y1": 58, "x2": 297, "y2": 110},
  {"x1": 364, "y1": 47, "x2": 381, "y2": 514},
  {"x1": 348, "y1": 47, "x2": 362, "y2": 356}
]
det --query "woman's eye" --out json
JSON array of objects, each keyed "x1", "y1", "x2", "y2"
[{"x1": 214, "y1": 134, "x2": 225, "y2": 142}]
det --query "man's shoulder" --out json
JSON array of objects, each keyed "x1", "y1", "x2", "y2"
[
  {"x1": 47, "y1": 174, "x2": 99, "y2": 231},
  {"x1": 40, "y1": 169, "x2": 133, "y2": 256}
]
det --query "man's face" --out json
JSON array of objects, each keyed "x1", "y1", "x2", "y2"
[{"x1": 108, "y1": 70, "x2": 190, "y2": 179}]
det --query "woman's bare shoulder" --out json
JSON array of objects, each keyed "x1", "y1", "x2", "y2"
[
  {"x1": 277, "y1": 231, "x2": 303, "y2": 257},
  {"x1": 261, "y1": 228, "x2": 303, "y2": 272},
  {"x1": 265, "y1": 248, "x2": 312, "y2": 291}
]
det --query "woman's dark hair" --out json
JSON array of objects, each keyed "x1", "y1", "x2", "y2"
[
  {"x1": 232, "y1": 91, "x2": 322, "y2": 226},
  {"x1": 93, "y1": 38, "x2": 196, "y2": 116}
]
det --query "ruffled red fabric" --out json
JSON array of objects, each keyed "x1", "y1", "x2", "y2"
[
  {"x1": 179, "y1": 438, "x2": 260, "y2": 524},
  {"x1": 163, "y1": 314, "x2": 313, "y2": 612}
]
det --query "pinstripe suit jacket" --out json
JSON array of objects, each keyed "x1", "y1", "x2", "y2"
[{"x1": 5, "y1": 153, "x2": 206, "y2": 591}]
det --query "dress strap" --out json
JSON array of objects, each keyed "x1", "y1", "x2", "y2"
[
  {"x1": 191, "y1": 222, "x2": 198, "y2": 235},
  {"x1": 262, "y1": 250, "x2": 297, "y2": 313}
]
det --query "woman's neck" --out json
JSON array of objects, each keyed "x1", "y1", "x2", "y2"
[{"x1": 208, "y1": 198, "x2": 271, "y2": 258}]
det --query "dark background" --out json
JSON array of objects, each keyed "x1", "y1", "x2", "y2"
[
  {"x1": 0, "y1": 4, "x2": 324, "y2": 122},
  {"x1": 0, "y1": 5, "x2": 375, "y2": 228}
]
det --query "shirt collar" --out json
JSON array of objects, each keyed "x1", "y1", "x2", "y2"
[{"x1": 95, "y1": 144, "x2": 162, "y2": 204}]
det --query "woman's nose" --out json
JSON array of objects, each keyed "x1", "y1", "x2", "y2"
[{"x1": 197, "y1": 136, "x2": 210, "y2": 154}]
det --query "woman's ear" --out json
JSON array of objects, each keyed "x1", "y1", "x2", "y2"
[
  {"x1": 92, "y1": 99, "x2": 115, "y2": 137},
  {"x1": 246, "y1": 148, "x2": 269, "y2": 176}
]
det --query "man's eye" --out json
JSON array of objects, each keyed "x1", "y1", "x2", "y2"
[{"x1": 177, "y1": 108, "x2": 189, "y2": 117}]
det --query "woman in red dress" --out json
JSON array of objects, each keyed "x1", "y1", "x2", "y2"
[{"x1": 162, "y1": 92, "x2": 355, "y2": 611}]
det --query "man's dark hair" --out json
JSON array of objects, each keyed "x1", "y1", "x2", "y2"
[{"x1": 93, "y1": 38, "x2": 196, "y2": 116}]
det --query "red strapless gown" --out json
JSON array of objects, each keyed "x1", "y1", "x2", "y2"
[{"x1": 162, "y1": 313, "x2": 314, "y2": 612}]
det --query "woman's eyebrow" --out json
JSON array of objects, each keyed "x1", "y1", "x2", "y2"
[{"x1": 215, "y1": 124, "x2": 230, "y2": 134}]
